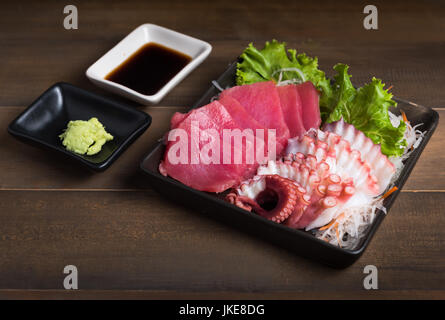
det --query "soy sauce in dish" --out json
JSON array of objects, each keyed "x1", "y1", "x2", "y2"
[{"x1": 105, "y1": 42, "x2": 192, "y2": 96}]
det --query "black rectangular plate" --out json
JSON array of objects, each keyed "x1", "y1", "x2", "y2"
[
  {"x1": 8, "y1": 82, "x2": 152, "y2": 171},
  {"x1": 140, "y1": 62, "x2": 439, "y2": 268}
]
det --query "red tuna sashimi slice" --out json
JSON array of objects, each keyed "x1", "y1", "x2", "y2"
[
  {"x1": 220, "y1": 81, "x2": 290, "y2": 152},
  {"x1": 219, "y1": 95, "x2": 284, "y2": 160},
  {"x1": 277, "y1": 84, "x2": 306, "y2": 138},
  {"x1": 159, "y1": 101, "x2": 255, "y2": 193},
  {"x1": 172, "y1": 97, "x2": 284, "y2": 159},
  {"x1": 168, "y1": 100, "x2": 266, "y2": 179},
  {"x1": 198, "y1": 100, "x2": 260, "y2": 179},
  {"x1": 295, "y1": 81, "x2": 321, "y2": 131},
  {"x1": 170, "y1": 112, "x2": 188, "y2": 129}
]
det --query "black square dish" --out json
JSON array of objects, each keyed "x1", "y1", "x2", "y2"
[
  {"x1": 8, "y1": 82, "x2": 151, "y2": 171},
  {"x1": 140, "y1": 62, "x2": 439, "y2": 268}
]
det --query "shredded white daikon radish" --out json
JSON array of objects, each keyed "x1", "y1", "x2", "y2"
[
  {"x1": 273, "y1": 67, "x2": 306, "y2": 86},
  {"x1": 212, "y1": 80, "x2": 225, "y2": 92},
  {"x1": 210, "y1": 80, "x2": 228, "y2": 101},
  {"x1": 388, "y1": 110, "x2": 426, "y2": 184},
  {"x1": 277, "y1": 79, "x2": 305, "y2": 86},
  {"x1": 313, "y1": 198, "x2": 386, "y2": 249}
]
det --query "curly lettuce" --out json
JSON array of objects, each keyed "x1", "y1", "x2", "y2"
[
  {"x1": 236, "y1": 41, "x2": 407, "y2": 157},
  {"x1": 326, "y1": 64, "x2": 406, "y2": 157}
]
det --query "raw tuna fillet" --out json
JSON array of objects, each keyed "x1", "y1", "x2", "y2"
[
  {"x1": 170, "y1": 112, "x2": 188, "y2": 129},
  {"x1": 219, "y1": 95, "x2": 284, "y2": 159},
  {"x1": 159, "y1": 101, "x2": 256, "y2": 193},
  {"x1": 276, "y1": 84, "x2": 306, "y2": 138},
  {"x1": 220, "y1": 81, "x2": 290, "y2": 152},
  {"x1": 295, "y1": 81, "x2": 321, "y2": 131}
]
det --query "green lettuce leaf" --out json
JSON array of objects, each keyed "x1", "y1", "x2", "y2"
[
  {"x1": 326, "y1": 64, "x2": 407, "y2": 157},
  {"x1": 236, "y1": 40, "x2": 332, "y2": 107}
]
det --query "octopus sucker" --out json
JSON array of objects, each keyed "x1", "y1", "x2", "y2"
[
  {"x1": 326, "y1": 174, "x2": 341, "y2": 185},
  {"x1": 326, "y1": 184, "x2": 342, "y2": 197},
  {"x1": 322, "y1": 196, "x2": 337, "y2": 208},
  {"x1": 343, "y1": 185, "x2": 356, "y2": 197}
]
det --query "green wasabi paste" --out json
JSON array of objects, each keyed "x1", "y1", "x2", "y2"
[{"x1": 59, "y1": 117, "x2": 113, "y2": 156}]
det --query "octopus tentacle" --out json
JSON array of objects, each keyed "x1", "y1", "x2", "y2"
[
  {"x1": 226, "y1": 175, "x2": 300, "y2": 223},
  {"x1": 285, "y1": 193, "x2": 311, "y2": 227}
]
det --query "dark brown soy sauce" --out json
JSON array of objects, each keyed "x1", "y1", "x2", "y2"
[{"x1": 105, "y1": 42, "x2": 192, "y2": 96}]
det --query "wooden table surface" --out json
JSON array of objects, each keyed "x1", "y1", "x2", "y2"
[{"x1": 0, "y1": 0, "x2": 444, "y2": 299}]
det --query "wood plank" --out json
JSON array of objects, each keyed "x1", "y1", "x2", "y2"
[
  {"x1": 0, "y1": 107, "x2": 443, "y2": 190},
  {"x1": 1, "y1": 289, "x2": 445, "y2": 300},
  {"x1": 0, "y1": 190, "x2": 444, "y2": 294},
  {"x1": 0, "y1": 1, "x2": 444, "y2": 107}
]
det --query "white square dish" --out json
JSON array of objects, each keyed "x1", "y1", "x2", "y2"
[{"x1": 86, "y1": 24, "x2": 212, "y2": 105}]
